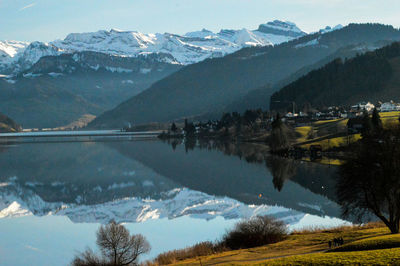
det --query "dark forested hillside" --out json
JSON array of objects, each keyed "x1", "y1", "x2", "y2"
[
  {"x1": 270, "y1": 42, "x2": 400, "y2": 111},
  {"x1": 224, "y1": 43, "x2": 392, "y2": 114},
  {"x1": 90, "y1": 24, "x2": 400, "y2": 128},
  {"x1": 0, "y1": 52, "x2": 181, "y2": 128},
  {"x1": 0, "y1": 112, "x2": 21, "y2": 133}
]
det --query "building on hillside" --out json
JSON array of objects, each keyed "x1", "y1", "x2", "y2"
[
  {"x1": 351, "y1": 102, "x2": 375, "y2": 112},
  {"x1": 285, "y1": 112, "x2": 299, "y2": 118},
  {"x1": 380, "y1": 101, "x2": 400, "y2": 112}
]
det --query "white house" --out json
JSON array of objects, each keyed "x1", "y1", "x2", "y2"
[{"x1": 380, "y1": 102, "x2": 400, "y2": 112}]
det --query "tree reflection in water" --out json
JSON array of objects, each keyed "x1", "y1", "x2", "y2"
[
  {"x1": 266, "y1": 156, "x2": 299, "y2": 192},
  {"x1": 163, "y1": 139, "x2": 337, "y2": 197}
]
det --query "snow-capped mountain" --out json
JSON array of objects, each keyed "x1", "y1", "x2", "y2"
[{"x1": 0, "y1": 20, "x2": 308, "y2": 74}]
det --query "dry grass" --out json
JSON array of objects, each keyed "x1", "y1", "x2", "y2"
[
  {"x1": 147, "y1": 242, "x2": 227, "y2": 265},
  {"x1": 313, "y1": 119, "x2": 343, "y2": 125},
  {"x1": 301, "y1": 157, "x2": 344, "y2": 166},
  {"x1": 379, "y1": 111, "x2": 400, "y2": 118},
  {"x1": 295, "y1": 126, "x2": 313, "y2": 142},
  {"x1": 297, "y1": 134, "x2": 361, "y2": 150}
]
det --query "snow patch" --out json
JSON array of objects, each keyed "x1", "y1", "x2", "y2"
[
  {"x1": 121, "y1": 80, "x2": 134, "y2": 84},
  {"x1": 122, "y1": 171, "x2": 136, "y2": 176},
  {"x1": 140, "y1": 68, "x2": 151, "y2": 74},
  {"x1": 5, "y1": 79, "x2": 16, "y2": 84},
  {"x1": 295, "y1": 38, "x2": 320, "y2": 48},
  {"x1": 72, "y1": 53, "x2": 80, "y2": 62},
  {"x1": 89, "y1": 64, "x2": 100, "y2": 71},
  {"x1": 107, "y1": 182, "x2": 136, "y2": 190},
  {"x1": 142, "y1": 180, "x2": 154, "y2": 187},
  {"x1": 23, "y1": 72, "x2": 42, "y2": 78},
  {"x1": 47, "y1": 72, "x2": 63, "y2": 77},
  {"x1": 105, "y1": 66, "x2": 133, "y2": 73}
]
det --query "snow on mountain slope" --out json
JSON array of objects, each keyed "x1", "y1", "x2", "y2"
[
  {"x1": 51, "y1": 23, "x2": 297, "y2": 65},
  {"x1": 0, "y1": 20, "x2": 306, "y2": 74},
  {"x1": 0, "y1": 40, "x2": 29, "y2": 68},
  {"x1": 16, "y1": 41, "x2": 61, "y2": 68},
  {"x1": 0, "y1": 40, "x2": 28, "y2": 58}
]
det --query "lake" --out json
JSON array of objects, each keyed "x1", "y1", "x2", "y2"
[{"x1": 0, "y1": 136, "x2": 348, "y2": 265}]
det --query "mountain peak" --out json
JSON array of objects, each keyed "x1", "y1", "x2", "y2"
[
  {"x1": 257, "y1": 20, "x2": 306, "y2": 37},
  {"x1": 319, "y1": 24, "x2": 344, "y2": 34},
  {"x1": 184, "y1": 28, "x2": 215, "y2": 38},
  {"x1": 110, "y1": 28, "x2": 124, "y2": 33}
]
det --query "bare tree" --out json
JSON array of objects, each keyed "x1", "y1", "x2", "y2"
[
  {"x1": 72, "y1": 221, "x2": 151, "y2": 266},
  {"x1": 338, "y1": 126, "x2": 400, "y2": 234}
]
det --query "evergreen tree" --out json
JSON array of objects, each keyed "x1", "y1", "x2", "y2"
[
  {"x1": 171, "y1": 122, "x2": 178, "y2": 133},
  {"x1": 361, "y1": 112, "x2": 373, "y2": 139},
  {"x1": 371, "y1": 108, "x2": 383, "y2": 136},
  {"x1": 183, "y1": 119, "x2": 195, "y2": 137}
]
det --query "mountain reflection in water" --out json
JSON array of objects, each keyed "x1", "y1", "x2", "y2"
[
  {"x1": 0, "y1": 139, "x2": 342, "y2": 222},
  {"x1": 0, "y1": 139, "x2": 349, "y2": 266}
]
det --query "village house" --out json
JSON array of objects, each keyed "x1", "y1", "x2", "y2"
[{"x1": 380, "y1": 101, "x2": 400, "y2": 112}]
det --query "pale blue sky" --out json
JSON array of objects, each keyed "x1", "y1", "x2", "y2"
[{"x1": 1, "y1": 0, "x2": 400, "y2": 42}]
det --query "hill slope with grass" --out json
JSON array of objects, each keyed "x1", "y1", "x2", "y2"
[
  {"x1": 271, "y1": 42, "x2": 400, "y2": 111},
  {"x1": 89, "y1": 24, "x2": 400, "y2": 128},
  {"x1": 0, "y1": 112, "x2": 21, "y2": 133},
  {"x1": 162, "y1": 223, "x2": 400, "y2": 265}
]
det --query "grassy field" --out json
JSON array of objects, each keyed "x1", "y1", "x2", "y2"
[
  {"x1": 332, "y1": 234, "x2": 400, "y2": 252},
  {"x1": 262, "y1": 247, "x2": 400, "y2": 265},
  {"x1": 380, "y1": 111, "x2": 400, "y2": 128},
  {"x1": 294, "y1": 111, "x2": 400, "y2": 150},
  {"x1": 172, "y1": 223, "x2": 398, "y2": 265}
]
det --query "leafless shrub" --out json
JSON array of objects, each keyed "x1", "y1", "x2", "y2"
[{"x1": 221, "y1": 215, "x2": 287, "y2": 250}]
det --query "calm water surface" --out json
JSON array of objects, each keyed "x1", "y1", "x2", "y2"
[{"x1": 0, "y1": 138, "x2": 348, "y2": 265}]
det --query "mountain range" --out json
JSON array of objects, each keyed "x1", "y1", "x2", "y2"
[
  {"x1": 0, "y1": 20, "x2": 306, "y2": 74},
  {"x1": 0, "y1": 20, "x2": 308, "y2": 128},
  {"x1": 89, "y1": 23, "x2": 400, "y2": 128}
]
